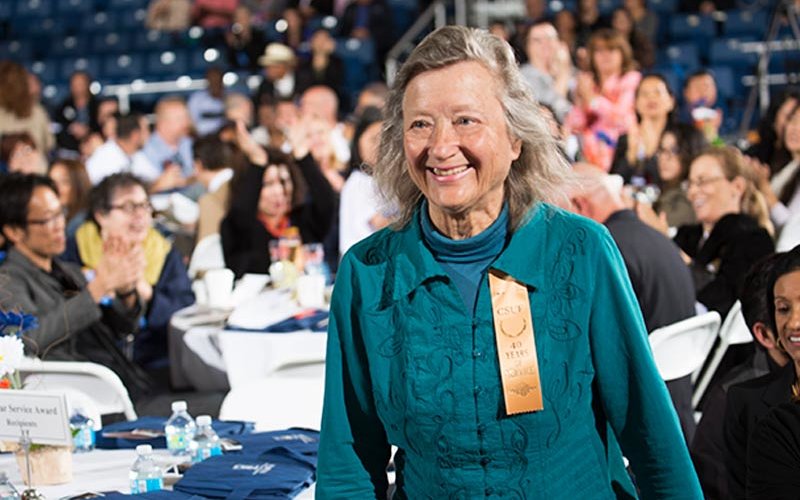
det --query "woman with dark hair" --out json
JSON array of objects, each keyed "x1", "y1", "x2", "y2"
[
  {"x1": 0, "y1": 61, "x2": 54, "y2": 154},
  {"x1": 62, "y1": 173, "x2": 195, "y2": 370},
  {"x1": 650, "y1": 123, "x2": 706, "y2": 227},
  {"x1": 725, "y1": 244, "x2": 800, "y2": 498},
  {"x1": 220, "y1": 124, "x2": 337, "y2": 278},
  {"x1": 611, "y1": 7, "x2": 655, "y2": 69},
  {"x1": 747, "y1": 88, "x2": 800, "y2": 175},
  {"x1": 565, "y1": 28, "x2": 641, "y2": 171},
  {"x1": 611, "y1": 73, "x2": 676, "y2": 184},
  {"x1": 338, "y1": 106, "x2": 389, "y2": 257},
  {"x1": 48, "y1": 158, "x2": 92, "y2": 236},
  {"x1": 756, "y1": 103, "x2": 800, "y2": 233},
  {"x1": 0, "y1": 132, "x2": 46, "y2": 175}
]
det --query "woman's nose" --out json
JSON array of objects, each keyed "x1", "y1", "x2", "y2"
[{"x1": 427, "y1": 122, "x2": 459, "y2": 160}]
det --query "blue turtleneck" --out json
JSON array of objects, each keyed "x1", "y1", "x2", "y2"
[{"x1": 420, "y1": 201, "x2": 509, "y2": 313}]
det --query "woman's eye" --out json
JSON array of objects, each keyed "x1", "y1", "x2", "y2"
[
  {"x1": 410, "y1": 120, "x2": 429, "y2": 129},
  {"x1": 777, "y1": 306, "x2": 790, "y2": 315},
  {"x1": 455, "y1": 117, "x2": 476, "y2": 126}
]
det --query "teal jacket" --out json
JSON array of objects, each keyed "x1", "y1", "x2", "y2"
[{"x1": 318, "y1": 203, "x2": 702, "y2": 499}]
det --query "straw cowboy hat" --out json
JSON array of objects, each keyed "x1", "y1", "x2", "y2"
[{"x1": 258, "y1": 43, "x2": 297, "y2": 66}]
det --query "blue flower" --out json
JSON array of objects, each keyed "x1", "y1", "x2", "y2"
[{"x1": 0, "y1": 310, "x2": 38, "y2": 336}]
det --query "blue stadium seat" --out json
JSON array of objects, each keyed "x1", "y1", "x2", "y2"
[
  {"x1": 81, "y1": 11, "x2": 118, "y2": 32},
  {"x1": 658, "y1": 42, "x2": 701, "y2": 73},
  {"x1": 669, "y1": 14, "x2": 716, "y2": 45},
  {"x1": 0, "y1": 40, "x2": 33, "y2": 62},
  {"x1": 708, "y1": 65, "x2": 737, "y2": 99},
  {"x1": 103, "y1": 53, "x2": 145, "y2": 82},
  {"x1": 597, "y1": 0, "x2": 621, "y2": 16},
  {"x1": 723, "y1": 9, "x2": 769, "y2": 38},
  {"x1": 109, "y1": 0, "x2": 148, "y2": 8},
  {"x1": 58, "y1": 0, "x2": 93, "y2": 14},
  {"x1": 387, "y1": 0, "x2": 417, "y2": 41},
  {"x1": 118, "y1": 7, "x2": 148, "y2": 31},
  {"x1": 146, "y1": 50, "x2": 190, "y2": 78},
  {"x1": 60, "y1": 56, "x2": 102, "y2": 81},
  {"x1": 91, "y1": 32, "x2": 133, "y2": 54},
  {"x1": 41, "y1": 83, "x2": 69, "y2": 109},
  {"x1": 25, "y1": 16, "x2": 67, "y2": 38},
  {"x1": 334, "y1": 37, "x2": 379, "y2": 106},
  {"x1": 134, "y1": 30, "x2": 174, "y2": 52},
  {"x1": 28, "y1": 59, "x2": 59, "y2": 84},
  {"x1": 0, "y1": 2, "x2": 14, "y2": 20},
  {"x1": 189, "y1": 47, "x2": 225, "y2": 76},
  {"x1": 708, "y1": 36, "x2": 758, "y2": 71},
  {"x1": 15, "y1": 0, "x2": 52, "y2": 17},
  {"x1": 52, "y1": 34, "x2": 90, "y2": 58},
  {"x1": 649, "y1": 0, "x2": 677, "y2": 13}
]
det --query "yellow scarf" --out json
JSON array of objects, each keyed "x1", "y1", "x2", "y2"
[{"x1": 75, "y1": 223, "x2": 171, "y2": 286}]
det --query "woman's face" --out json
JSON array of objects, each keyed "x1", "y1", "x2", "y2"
[
  {"x1": 611, "y1": 10, "x2": 633, "y2": 35},
  {"x1": 636, "y1": 77, "x2": 675, "y2": 120},
  {"x1": 656, "y1": 132, "x2": 682, "y2": 183},
  {"x1": 686, "y1": 154, "x2": 743, "y2": 226},
  {"x1": 95, "y1": 185, "x2": 152, "y2": 244},
  {"x1": 773, "y1": 269, "x2": 800, "y2": 365},
  {"x1": 258, "y1": 164, "x2": 293, "y2": 218},
  {"x1": 358, "y1": 121, "x2": 382, "y2": 167},
  {"x1": 775, "y1": 98, "x2": 798, "y2": 141},
  {"x1": 402, "y1": 61, "x2": 521, "y2": 221},
  {"x1": 783, "y1": 109, "x2": 800, "y2": 155},
  {"x1": 48, "y1": 162, "x2": 73, "y2": 208},
  {"x1": 592, "y1": 44, "x2": 623, "y2": 77}
]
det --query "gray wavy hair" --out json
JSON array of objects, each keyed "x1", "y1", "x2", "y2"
[{"x1": 374, "y1": 25, "x2": 571, "y2": 230}]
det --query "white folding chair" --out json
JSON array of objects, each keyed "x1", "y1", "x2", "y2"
[
  {"x1": 691, "y1": 300, "x2": 752, "y2": 407},
  {"x1": 187, "y1": 233, "x2": 225, "y2": 279},
  {"x1": 648, "y1": 311, "x2": 721, "y2": 382},
  {"x1": 18, "y1": 358, "x2": 138, "y2": 427}
]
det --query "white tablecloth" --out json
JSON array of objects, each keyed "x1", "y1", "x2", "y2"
[{"x1": 0, "y1": 448, "x2": 314, "y2": 498}]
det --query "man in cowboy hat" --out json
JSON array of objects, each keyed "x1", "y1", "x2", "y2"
[{"x1": 255, "y1": 43, "x2": 297, "y2": 104}]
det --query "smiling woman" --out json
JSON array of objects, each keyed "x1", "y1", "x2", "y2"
[{"x1": 317, "y1": 25, "x2": 702, "y2": 499}]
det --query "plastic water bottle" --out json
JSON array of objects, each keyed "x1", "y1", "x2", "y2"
[
  {"x1": 0, "y1": 472, "x2": 20, "y2": 500},
  {"x1": 188, "y1": 415, "x2": 222, "y2": 463},
  {"x1": 129, "y1": 444, "x2": 163, "y2": 494},
  {"x1": 164, "y1": 400, "x2": 195, "y2": 455},
  {"x1": 70, "y1": 410, "x2": 95, "y2": 453}
]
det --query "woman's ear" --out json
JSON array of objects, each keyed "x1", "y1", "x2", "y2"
[
  {"x1": 752, "y1": 322, "x2": 777, "y2": 350},
  {"x1": 730, "y1": 175, "x2": 747, "y2": 200}
]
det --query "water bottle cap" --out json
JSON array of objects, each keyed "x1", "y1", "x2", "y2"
[
  {"x1": 171, "y1": 400, "x2": 187, "y2": 411},
  {"x1": 136, "y1": 444, "x2": 153, "y2": 455},
  {"x1": 196, "y1": 415, "x2": 212, "y2": 426}
]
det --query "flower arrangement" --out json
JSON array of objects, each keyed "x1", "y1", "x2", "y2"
[{"x1": 0, "y1": 310, "x2": 37, "y2": 389}]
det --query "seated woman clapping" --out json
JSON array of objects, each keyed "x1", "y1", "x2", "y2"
[{"x1": 63, "y1": 173, "x2": 195, "y2": 370}]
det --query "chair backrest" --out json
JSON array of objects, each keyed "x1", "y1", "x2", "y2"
[
  {"x1": 648, "y1": 311, "x2": 721, "y2": 382},
  {"x1": 188, "y1": 233, "x2": 225, "y2": 280},
  {"x1": 18, "y1": 358, "x2": 138, "y2": 424},
  {"x1": 691, "y1": 300, "x2": 752, "y2": 407}
]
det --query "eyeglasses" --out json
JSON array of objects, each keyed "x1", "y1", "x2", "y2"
[
  {"x1": 27, "y1": 208, "x2": 67, "y2": 228},
  {"x1": 656, "y1": 147, "x2": 680, "y2": 157},
  {"x1": 109, "y1": 201, "x2": 153, "y2": 215},
  {"x1": 682, "y1": 176, "x2": 726, "y2": 191}
]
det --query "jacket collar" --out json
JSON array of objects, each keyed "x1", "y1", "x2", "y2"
[
  {"x1": 389, "y1": 203, "x2": 550, "y2": 301},
  {"x1": 761, "y1": 362, "x2": 797, "y2": 407}
]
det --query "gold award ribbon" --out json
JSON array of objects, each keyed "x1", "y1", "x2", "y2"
[{"x1": 488, "y1": 269, "x2": 543, "y2": 415}]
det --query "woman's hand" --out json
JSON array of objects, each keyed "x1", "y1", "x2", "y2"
[
  {"x1": 287, "y1": 119, "x2": 311, "y2": 160},
  {"x1": 235, "y1": 119, "x2": 268, "y2": 166},
  {"x1": 745, "y1": 154, "x2": 778, "y2": 208},
  {"x1": 625, "y1": 122, "x2": 641, "y2": 165},
  {"x1": 575, "y1": 72, "x2": 596, "y2": 107}
]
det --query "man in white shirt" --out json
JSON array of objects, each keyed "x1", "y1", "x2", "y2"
[
  {"x1": 85, "y1": 113, "x2": 155, "y2": 184},
  {"x1": 188, "y1": 67, "x2": 226, "y2": 135}
]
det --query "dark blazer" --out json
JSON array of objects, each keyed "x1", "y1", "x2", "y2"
[
  {"x1": 724, "y1": 362, "x2": 797, "y2": 499},
  {"x1": 746, "y1": 401, "x2": 800, "y2": 499},
  {"x1": 0, "y1": 248, "x2": 152, "y2": 398},
  {"x1": 220, "y1": 155, "x2": 337, "y2": 278},
  {"x1": 674, "y1": 213, "x2": 774, "y2": 317},
  {"x1": 610, "y1": 133, "x2": 660, "y2": 186}
]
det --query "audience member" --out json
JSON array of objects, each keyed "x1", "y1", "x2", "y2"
[
  {"x1": 339, "y1": 107, "x2": 388, "y2": 257},
  {"x1": 86, "y1": 113, "x2": 154, "y2": 185},
  {"x1": 611, "y1": 74, "x2": 675, "y2": 184},
  {"x1": 675, "y1": 146, "x2": 774, "y2": 316},
  {"x1": 648, "y1": 123, "x2": 705, "y2": 228},
  {"x1": 566, "y1": 29, "x2": 641, "y2": 171},
  {"x1": 295, "y1": 29, "x2": 345, "y2": 105},
  {"x1": 0, "y1": 61, "x2": 55, "y2": 155},
  {"x1": 191, "y1": 0, "x2": 238, "y2": 29},
  {"x1": 188, "y1": 67, "x2": 227, "y2": 136},
  {"x1": 55, "y1": 71, "x2": 99, "y2": 155},
  {"x1": 518, "y1": 21, "x2": 573, "y2": 123},
  {"x1": 63, "y1": 173, "x2": 195, "y2": 370},
  {"x1": 48, "y1": 158, "x2": 91, "y2": 236},
  {"x1": 746, "y1": 88, "x2": 800, "y2": 175},
  {"x1": 755, "y1": 102, "x2": 800, "y2": 233},
  {"x1": 553, "y1": 9, "x2": 579, "y2": 60},
  {"x1": 220, "y1": 126, "x2": 337, "y2": 278},
  {"x1": 610, "y1": 7, "x2": 655, "y2": 69},
  {"x1": 251, "y1": 95, "x2": 280, "y2": 148},
  {"x1": 0, "y1": 173, "x2": 153, "y2": 399},
  {"x1": 146, "y1": 0, "x2": 191, "y2": 31},
  {"x1": 95, "y1": 97, "x2": 120, "y2": 140},
  {"x1": 575, "y1": 0, "x2": 609, "y2": 51},
  {"x1": 692, "y1": 253, "x2": 789, "y2": 500},
  {"x1": 194, "y1": 135, "x2": 235, "y2": 241},
  {"x1": 623, "y1": 0, "x2": 658, "y2": 42},
  {"x1": 142, "y1": 97, "x2": 194, "y2": 193},
  {"x1": 567, "y1": 163, "x2": 698, "y2": 442},
  {"x1": 224, "y1": 5, "x2": 268, "y2": 71},
  {"x1": 339, "y1": 0, "x2": 393, "y2": 64},
  {"x1": 224, "y1": 92, "x2": 254, "y2": 127},
  {"x1": 724, "y1": 245, "x2": 800, "y2": 498},
  {"x1": 680, "y1": 69, "x2": 724, "y2": 143},
  {"x1": 0, "y1": 133, "x2": 47, "y2": 175},
  {"x1": 299, "y1": 85, "x2": 350, "y2": 169},
  {"x1": 255, "y1": 43, "x2": 297, "y2": 103}
]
